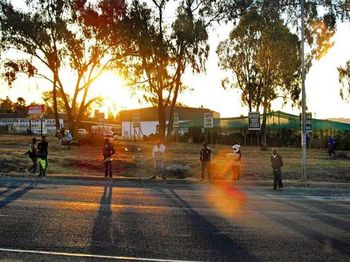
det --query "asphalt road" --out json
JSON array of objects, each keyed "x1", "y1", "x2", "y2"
[{"x1": 0, "y1": 177, "x2": 349, "y2": 262}]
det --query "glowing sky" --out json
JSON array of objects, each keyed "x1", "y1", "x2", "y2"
[{"x1": 1, "y1": 1, "x2": 349, "y2": 119}]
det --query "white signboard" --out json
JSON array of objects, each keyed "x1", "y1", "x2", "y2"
[
  {"x1": 204, "y1": 113, "x2": 214, "y2": 128},
  {"x1": 248, "y1": 112, "x2": 260, "y2": 130},
  {"x1": 300, "y1": 112, "x2": 312, "y2": 132},
  {"x1": 132, "y1": 113, "x2": 141, "y2": 128},
  {"x1": 173, "y1": 113, "x2": 179, "y2": 128}
]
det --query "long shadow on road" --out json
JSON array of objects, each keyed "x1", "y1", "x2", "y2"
[
  {"x1": 277, "y1": 199, "x2": 350, "y2": 233},
  {"x1": 158, "y1": 187, "x2": 258, "y2": 262},
  {"x1": 90, "y1": 185, "x2": 113, "y2": 254},
  {"x1": 251, "y1": 198, "x2": 350, "y2": 258},
  {"x1": 0, "y1": 182, "x2": 36, "y2": 209}
]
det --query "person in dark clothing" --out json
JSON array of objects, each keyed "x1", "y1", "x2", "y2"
[
  {"x1": 37, "y1": 135, "x2": 48, "y2": 177},
  {"x1": 271, "y1": 148, "x2": 283, "y2": 190},
  {"x1": 327, "y1": 136, "x2": 336, "y2": 158},
  {"x1": 28, "y1": 137, "x2": 38, "y2": 174},
  {"x1": 103, "y1": 138, "x2": 115, "y2": 178},
  {"x1": 200, "y1": 142, "x2": 212, "y2": 182}
]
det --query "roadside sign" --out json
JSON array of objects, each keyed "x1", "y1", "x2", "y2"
[
  {"x1": 248, "y1": 112, "x2": 260, "y2": 130},
  {"x1": 132, "y1": 113, "x2": 141, "y2": 128},
  {"x1": 300, "y1": 112, "x2": 312, "y2": 132},
  {"x1": 204, "y1": 112, "x2": 214, "y2": 128},
  {"x1": 27, "y1": 105, "x2": 44, "y2": 120},
  {"x1": 173, "y1": 113, "x2": 179, "y2": 128}
]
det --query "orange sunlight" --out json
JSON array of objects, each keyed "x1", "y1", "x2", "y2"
[
  {"x1": 89, "y1": 71, "x2": 144, "y2": 117},
  {"x1": 205, "y1": 148, "x2": 247, "y2": 218}
]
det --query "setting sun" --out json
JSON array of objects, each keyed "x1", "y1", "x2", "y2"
[{"x1": 89, "y1": 71, "x2": 144, "y2": 117}]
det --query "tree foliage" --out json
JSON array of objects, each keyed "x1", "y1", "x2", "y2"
[
  {"x1": 338, "y1": 60, "x2": 350, "y2": 102},
  {"x1": 0, "y1": 96, "x2": 26, "y2": 113},
  {"x1": 116, "y1": 0, "x2": 250, "y2": 142},
  {"x1": 217, "y1": 8, "x2": 301, "y2": 148},
  {"x1": 0, "y1": 0, "x2": 126, "y2": 134},
  {"x1": 217, "y1": 1, "x2": 350, "y2": 148}
]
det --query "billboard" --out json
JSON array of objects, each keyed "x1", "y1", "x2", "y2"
[
  {"x1": 204, "y1": 112, "x2": 214, "y2": 128},
  {"x1": 248, "y1": 112, "x2": 260, "y2": 130},
  {"x1": 27, "y1": 105, "x2": 45, "y2": 120},
  {"x1": 300, "y1": 112, "x2": 312, "y2": 132},
  {"x1": 173, "y1": 113, "x2": 179, "y2": 128}
]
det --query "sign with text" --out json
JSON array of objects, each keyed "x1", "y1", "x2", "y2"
[
  {"x1": 204, "y1": 113, "x2": 214, "y2": 128},
  {"x1": 27, "y1": 105, "x2": 44, "y2": 120},
  {"x1": 173, "y1": 113, "x2": 179, "y2": 128},
  {"x1": 300, "y1": 112, "x2": 312, "y2": 132},
  {"x1": 132, "y1": 113, "x2": 141, "y2": 128},
  {"x1": 248, "y1": 112, "x2": 260, "y2": 130}
]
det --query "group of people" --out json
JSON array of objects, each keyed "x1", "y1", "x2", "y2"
[
  {"x1": 199, "y1": 142, "x2": 284, "y2": 190},
  {"x1": 26, "y1": 135, "x2": 49, "y2": 176},
  {"x1": 26, "y1": 135, "x2": 284, "y2": 189},
  {"x1": 102, "y1": 139, "x2": 167, "y2": 179},
  {"x1": 200, "y1": 142, "x2": 242, "y2": 182}
]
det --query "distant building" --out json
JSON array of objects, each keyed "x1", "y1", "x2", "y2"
[
  {"x1": 117, "y1": 106, "x2": 220, "y2": 140},
  {"x1": 0, "y1": 113, "x2": 65, "y2": 135}
]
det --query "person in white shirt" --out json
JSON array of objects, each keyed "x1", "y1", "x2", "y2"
[
  {"x1": 150, "y1": 140, "x2": 166, "y2": 179},
  {"x1": 232, "y1": 143, "x2": 242, "y2": 180}
]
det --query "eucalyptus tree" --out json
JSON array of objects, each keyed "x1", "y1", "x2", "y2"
[
  {"x1": 0, "y1": 0, "x2": 126, "y2": 134},
  {"x1": 117, "y1": 0, "x2": 250, "y2": 142},
  {"x1": 217, "y1": 8, "x2": 301, "y2": 149},
  {"x1": 337, "y1": 1, "x2": 350, "y2": 102},
  {"x1": 218, "y1": 1, "x2": 350, "y2": 148},
  {"x1": 338, "y1": 61, "x2": 350, "y2": 102}
]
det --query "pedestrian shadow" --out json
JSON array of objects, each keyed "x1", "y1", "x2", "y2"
[
  {"x1": 90, "y1": 185, "x2": 113, "y2": 254},
  {"x1": 0, "y1": 182, "x2": 21, "y2": 196},
  {"x1": 276, "y1": 199, "x2": 350, "y2": 233},
  {"x1": 252, "y1": 201, "x2": 350, "y2": 257},
  {"x1": 158, "y1": 187, "x2": 257, "y2": 261},
  {"x1": 0, "y1": 182, "x2": 36, "y2": 209}
]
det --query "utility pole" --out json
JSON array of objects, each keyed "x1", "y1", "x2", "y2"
[{"x1": 301, "y1": 0, "x2": 307, "y2": 180}]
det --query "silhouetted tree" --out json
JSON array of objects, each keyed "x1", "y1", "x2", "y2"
[
  {"x1": 0, "y1": 0, "x2": 126, "y2": 135},
  {"x1": 117, "y1": 0, "x2": 250, "y2": 143}
]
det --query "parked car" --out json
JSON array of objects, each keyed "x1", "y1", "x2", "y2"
[
  {"x1": 77, "y1": 128, "x2": 88, "y2": 136},
  {"x1": 124, "y1": 145, "x2": 142, "y2": 153},
  {"x1": 33, "y1": 129, "x2": 48, "y2": 135}
]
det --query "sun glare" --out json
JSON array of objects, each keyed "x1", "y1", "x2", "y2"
[{"x1": 89, "y1": 71, "x2": 143, "y2": 116}]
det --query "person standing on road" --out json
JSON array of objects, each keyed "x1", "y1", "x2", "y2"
[
  {"x1": 200, "y1": 142, "x2": 212, "y2": 182},
  {"x1": 232, "y1": 143, "x2": 242, "y2": 181},
  {"x1": 150, "y1": 140, "x2": 166, "y2": 180},
  {"x1": 27, "y1": 137, "x2": 38, "y2": 174},
  {"x1": 271, "y1": 148, "x2": 283, "y2": 190},
  {"x1": 37, "y1": 135, "x2": 49, "y2": 177},
  {"x1": 103, "y1": 138, "x2": 115, "y2": 178}
]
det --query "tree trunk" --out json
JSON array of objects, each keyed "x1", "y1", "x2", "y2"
[
  {"x1": 158, "y1": 95, "x2": 166, "y2": 143},
  {"x1": 52, "y1": 71, "x2": 60, "y2": 132}
]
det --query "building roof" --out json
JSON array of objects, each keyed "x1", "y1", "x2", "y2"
[
  {"x1": 0, "y1": 112, "x2": 66, "y2": 120},
  {"x1": 179, "y1": 110, "x2": 350, "y2": 131},
  {"x1": 117, "y1": 106, "x2": 220, "y2": 122}
]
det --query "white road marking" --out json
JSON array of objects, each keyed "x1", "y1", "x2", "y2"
[{"x1": 0, "y1": 248, "x2": 200, "y2": 262}]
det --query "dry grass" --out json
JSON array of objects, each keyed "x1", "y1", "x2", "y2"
[{"x1": 0, "y1": 134, "x2": 349, "y2": 182}]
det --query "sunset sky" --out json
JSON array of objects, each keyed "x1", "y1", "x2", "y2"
[{"x1": 1, "y1": 1, "x2": 349, "y2": 119}]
